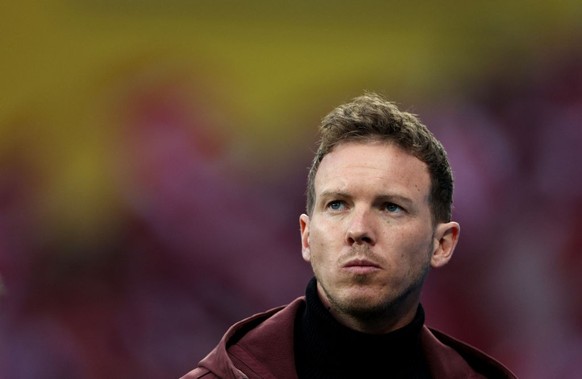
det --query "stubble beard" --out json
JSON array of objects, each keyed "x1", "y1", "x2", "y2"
[
  {"x1": 318, "y1": 242, "x2": 433, "y2": 325},
  {"x1": 321, "y1": 267, "x2": 429, "y2": 324}
]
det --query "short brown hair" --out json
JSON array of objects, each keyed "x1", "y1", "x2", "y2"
[{"x1": 306, "y1": 93, "x2": 453, "y2": 223}]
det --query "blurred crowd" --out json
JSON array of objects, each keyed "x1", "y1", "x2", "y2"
[
  {"x1": 1, "y1": 51, "x2": 581, "y2": 378},
  {"x1": 422, "y1": 52, "x2": 582, "y2": 378}
]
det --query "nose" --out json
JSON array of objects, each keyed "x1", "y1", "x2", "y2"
[{"x1": 346, "y1": 209, "x2": 376, "y2": 246}]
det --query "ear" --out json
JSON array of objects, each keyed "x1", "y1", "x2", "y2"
[
  {"x1": 430, "y1": 221, "x2": 460, "y2": 268},
  {"x1": 299, "y1": 214, "x2": 311, "y2": 262}
]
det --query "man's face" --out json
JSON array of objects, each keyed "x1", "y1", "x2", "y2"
[{"x1": 300, "y1": 141, "x2": 458, "y2": 331}]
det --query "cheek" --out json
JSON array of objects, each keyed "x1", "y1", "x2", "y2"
[
  {"x1": 390, "y1": 229, "x2": 433, "y2": 264},
  {"x1": 308, "y1": 221, "x2": 331, "y2": 247},
  {"x1": 307, "y1": 227, "x2": 338, "y2": 266},
  {"x1": 308, "y1": 238, "x2": 327, "y2": 265}
]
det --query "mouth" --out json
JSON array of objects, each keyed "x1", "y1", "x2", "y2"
[{"x1": 342, "y1": 258, "x2": 381, "y2": 274}]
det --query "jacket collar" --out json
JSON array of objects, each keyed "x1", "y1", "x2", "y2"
[
  {"x1": 197, "y1": 298, "x2": 303, "y2": 379},
  {"x1": 196, "y1": 296, "x2": 516, "y2": 379}
]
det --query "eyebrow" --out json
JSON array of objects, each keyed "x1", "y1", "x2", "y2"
[{"x1": 318, "y1": 190, "x2": 349, "y2": 200}]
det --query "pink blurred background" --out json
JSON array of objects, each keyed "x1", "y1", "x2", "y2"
[{"x1": 1, "y1": 2, "x2": 582, "y2": 378}]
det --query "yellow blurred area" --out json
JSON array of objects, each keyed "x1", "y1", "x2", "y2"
[{"x1": 2, "y1": 0, "x2": 582, "y2": 241}]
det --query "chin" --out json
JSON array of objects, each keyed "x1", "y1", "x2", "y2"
[
  {"x1": 337, "y1": 291, "x2": 392, "y2": 314},
  {"x1": 342, "y1": 300, "x2": 394, "y2": 320}
]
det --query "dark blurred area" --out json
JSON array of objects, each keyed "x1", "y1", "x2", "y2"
[{"x1": 1, "y1": 2, "x2": 582, "y2": 378}]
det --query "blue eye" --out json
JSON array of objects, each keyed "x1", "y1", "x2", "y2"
[
  {"x1": 328, "y1": 200, "x2": 345, "y2": 211},
  {"x1": 384, "y1": 203, "x2": 402, "y2": 213}
]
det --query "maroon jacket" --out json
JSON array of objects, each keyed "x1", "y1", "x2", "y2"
[{"x1": 181, "y1": 298, "x2": 516, "y2": 379}]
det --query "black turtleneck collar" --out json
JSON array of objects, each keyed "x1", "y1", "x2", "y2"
[{"x1": 294, "y1": 277, "x2": 431, "y2": 379}]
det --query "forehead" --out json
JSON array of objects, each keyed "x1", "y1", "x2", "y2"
[{"x1": 314, "y1": 141, "x2": 431, "y2": 199}]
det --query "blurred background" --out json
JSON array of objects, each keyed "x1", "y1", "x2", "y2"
[{"x1": 1, "y1": 1, "x2": 582, "y2": 378}]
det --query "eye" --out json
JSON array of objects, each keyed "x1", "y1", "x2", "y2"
[
  {"x1": 383, "y1": 203, "x2": 403, "y2": 213},
  {"x1": 327, "y1": 200, "x2": 345, "y2": 211}
]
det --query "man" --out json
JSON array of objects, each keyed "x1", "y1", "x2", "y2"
[{"x1": 181, "y1": 93, "x2": 516, "y2": 378}]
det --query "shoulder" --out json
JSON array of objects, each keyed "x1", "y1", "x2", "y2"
[
  {"x1": 421, "y1": 326, "x2": 517, "y2": 379},
  {"x1": 225, "y1": 298, "x2": 304, "y2": 378},
  {"x1": 179, "y1": 366, "x2": 219, "y2": 379},
  {"x1": 229, "y1": 297, "x2": 304, "y2": 345},
  {"x1": 180, "y1": 297, "x2": 305, "y2": 379}
]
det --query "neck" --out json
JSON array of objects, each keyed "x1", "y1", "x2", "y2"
[{"x1": 294, "y1": 277, "x2": 430, "y2": 379}]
